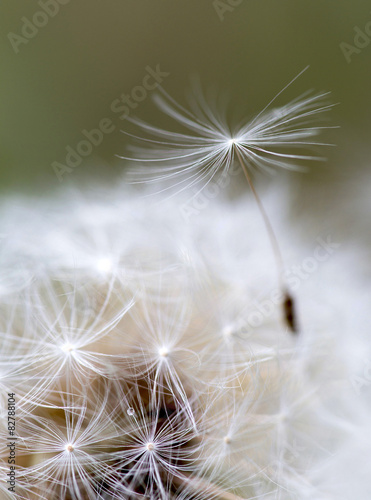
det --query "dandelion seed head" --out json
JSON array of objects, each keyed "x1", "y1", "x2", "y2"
[{"x1": 2, "y1": 148, "x2": 369, "y2": 499}]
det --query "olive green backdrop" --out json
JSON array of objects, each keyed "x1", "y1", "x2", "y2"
[{"x1": 1, "y1": 0, "x2": 370, "y2": 191}]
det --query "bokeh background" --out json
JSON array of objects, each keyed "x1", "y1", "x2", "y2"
[{"x1": 1, "y1": 0, "x2": 370, "y2": 210}]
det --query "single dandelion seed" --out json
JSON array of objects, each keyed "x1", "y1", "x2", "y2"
[{"x1": 122, "y1": 67, "x2": 336, "y2": 334}]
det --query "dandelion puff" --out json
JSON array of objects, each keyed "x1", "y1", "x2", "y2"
[
  {"x1": 16, "y1": 385, "x2": 126, "y2": 500},
  {"x1": 1, "y1": 159, "x2": 369, "y2": 498},
  {"x1": 112, "y1": 285, "x2": 205, "y2": 429},
  {"x1": 105, "y1": 375, "x2": 203, "y2": 499},
  {"x1": 24, "y1": 275, "x2": 135, "y2": 391}
]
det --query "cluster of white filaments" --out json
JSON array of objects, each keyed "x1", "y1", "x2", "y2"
[
  {"x1": 0, "y1": 78, "x2": 365, "y2": 500},
  {"x1": 0, "y1": 187, "x2": 360, "y2": 499},
  {"x1": 123, "y1": 69, "x2": 335, "y2": 196}
]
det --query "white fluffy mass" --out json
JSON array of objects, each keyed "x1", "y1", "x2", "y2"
[{"x1": 0, "y1": 177, "x2": 370, "y2": 500}]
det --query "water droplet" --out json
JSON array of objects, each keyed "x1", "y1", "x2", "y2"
[{"x1": 127, "y1": 407, "x2": 135, "y2": 416}]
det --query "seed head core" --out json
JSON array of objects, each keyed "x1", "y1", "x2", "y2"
[
  {"x1": 146, "y1": 442, "x2": 155, "y2": 452},
  {"x1": 158, "y1": 346, "x2": 169, "y2": 358}
]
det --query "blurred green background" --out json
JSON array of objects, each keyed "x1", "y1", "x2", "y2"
[{"x1": 1, "y1": 0, "x2": 370, "y2": 192}]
